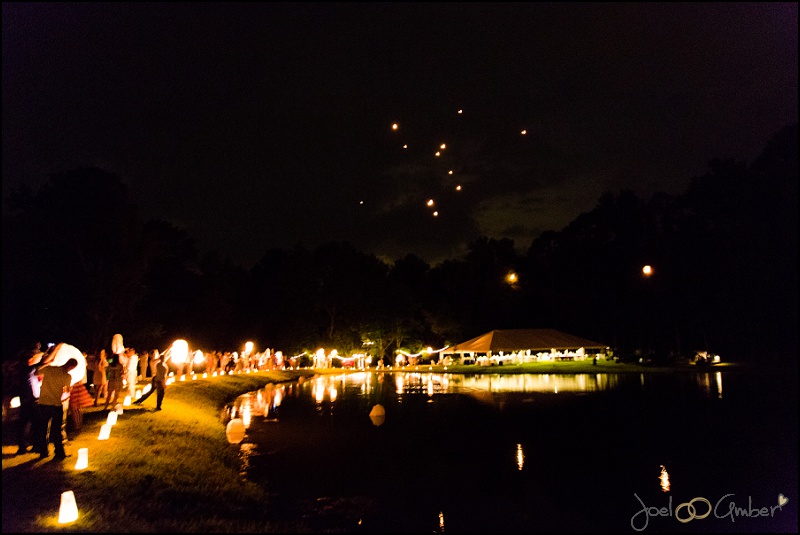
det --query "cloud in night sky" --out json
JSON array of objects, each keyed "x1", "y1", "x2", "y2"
[{"x1": 3, "y1": 3, "x2": 797, "y2": 267}]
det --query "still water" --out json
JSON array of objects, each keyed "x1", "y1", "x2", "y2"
[{"x1": 225, "y1": 371, "x2": 797, "y2": 533}]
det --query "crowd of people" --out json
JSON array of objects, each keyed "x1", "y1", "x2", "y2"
[{"x1": 3, "y1": 341, "x2": 291, "y2": 459}]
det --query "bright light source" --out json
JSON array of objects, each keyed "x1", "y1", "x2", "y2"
[{"x1": 58, "y1": 490, "x2": 79, "y2": 523}]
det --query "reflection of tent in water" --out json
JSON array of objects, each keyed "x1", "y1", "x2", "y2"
[{"x1": 444, "y1": 329, "x2": 608, "y2": 363}]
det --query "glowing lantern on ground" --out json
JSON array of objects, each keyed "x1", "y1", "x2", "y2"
[
  {"x1": 98, "y1": 424, "x2": 111, "y2": 440},
  {"x1": 58, "y1": 490, "x2": 79, "y2": 523},
  {"x1": 226, "y1": 418, "x2": 246, "y2": 444},
  {"x1": 75, "y1": 448, "x2": 88, "y2": 470},
  {"x1": 106, "y1": 412, "x2": 117, "y2": 426}
]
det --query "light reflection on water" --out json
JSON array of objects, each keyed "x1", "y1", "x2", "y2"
[{"x1": 221, "y1": 370, "x2": 795, "y2": 533}]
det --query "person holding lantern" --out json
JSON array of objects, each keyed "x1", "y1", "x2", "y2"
[
  {"x1": 133, "y1": 353, "x2": 168, "y2": 411},
  {"x1": 35, "y1": 357, "x2": 78, "y2": 460}
]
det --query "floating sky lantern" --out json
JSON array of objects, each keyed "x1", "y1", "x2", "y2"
[
  {"x1": 169, "y1": 339, "x2": 189, "y2": 365},
  {"x1": 48, "y1": 343, "x2": 86, "y2": 386},
  {"x1": 111, "y1": 333, "x2": 125, "y2": 355}
]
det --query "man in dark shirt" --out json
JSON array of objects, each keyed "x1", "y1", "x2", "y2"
[{"x1": 133, "y1": 354, "x2": 168, "y2": 411}]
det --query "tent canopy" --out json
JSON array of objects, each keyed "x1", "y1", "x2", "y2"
[{"x1": 447, "y1": 329, "x2": 607, "y2": 354}]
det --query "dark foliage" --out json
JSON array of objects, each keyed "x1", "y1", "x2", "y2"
[{"x1": 3, "y1": 124, "x2": 796, "y2": 363}]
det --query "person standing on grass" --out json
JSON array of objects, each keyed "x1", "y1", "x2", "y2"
[
  {"x1": 35, "y1": 357, "x2": 78, "y2": 460},
  {"x1": 104, "y1": 353, "x2": 124, "y2": 411},
  {"x1": 15, "y1": 344, "x2": 45, "y2": 454},
  {"x1": 94, "y1": 349, "x2": 109, "y2": 406},
  {"x1": 68, "y1": 376, "x2": 93, "y2": 435},
  {"x1": 133, "y1": 353, "x2": 168, "y2": 411},
  {"x1": 125, "y1": 347, "x2": 139, "y2": 399},
  {"x1": 150, "y1": 349, "x2": 160, "y2": 378}
]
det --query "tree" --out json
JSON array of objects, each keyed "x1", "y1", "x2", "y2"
[{"x1": 2, "y1": 168, "x2": 148, "y2": 355}]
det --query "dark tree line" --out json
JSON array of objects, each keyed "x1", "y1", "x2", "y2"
[{"x1": 3, "y1": 124, "x2": 796, "y2": 364}]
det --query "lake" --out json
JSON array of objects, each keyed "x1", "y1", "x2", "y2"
[{"x1": 223, "y1": 370, "x2": 797, "y2": 533}]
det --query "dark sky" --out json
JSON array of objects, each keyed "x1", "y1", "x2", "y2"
[{"x1": 3, "y1": 3, "x2": 797, "y2": 268}]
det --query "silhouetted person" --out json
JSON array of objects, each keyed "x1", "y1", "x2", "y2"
[
  {"x1": 133, "y1": 354, "x2": 167, "y2": 411},
  {"x1": 15, "y1": 344, "x2": 45, "y2": 454},
  {"x1": 35, "y1": 357, "x2": 78, "y2": 460}
]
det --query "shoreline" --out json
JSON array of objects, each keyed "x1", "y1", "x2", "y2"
[{"x1": 0, "y1": 362, "x2": 781, "y2": 533}]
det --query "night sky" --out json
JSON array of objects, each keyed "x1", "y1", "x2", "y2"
[{"x1": 3, "y1": 3, "x2": 797, "y2": 267}]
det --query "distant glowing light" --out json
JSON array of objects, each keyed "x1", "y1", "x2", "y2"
[
  {"x1": 448, "y1": 170, "x2": 453, "y2": 175},
  {"x1": 455, "y1": 185, "x2": 462, "y2": 191},
  {"x1": 435, "y1": 151, "x2": 441, "y2": 157},
  {"x1": 433, "y1": 211, "x2": 439, "y2": 217},
  {"x1": 642, "y1": 265, "x2": 653, "y2": 277},
  {"x1": 660, "y1": 465, "x2": 671, "y2": 492},
  {"x1": 391, "y1": 123, "x2": 398, "y2": 130},
  {"x1": 403, "y1": 144, "x2": 408, "y2": 149},
  {"x1": 440, "y1": 143, "x2": 446, "y2": 149},
  {"x1": 457, "y1": 109, "x2": 463, "y2": 114},
  {"x1": 516, "y1": 443, "x2": 525, "y2": 470},
  {"x1": 427, "y1": 199, "x2": 435, "y2": 207},
  {"x1": 359, "y1": 200, "x2": 364, "y2": 204},
  {"x1": 506, "y1": 271, "x2": 518, "y2": 284},
  {"x1": 521, "y1": 129, "x2": 527, "y2": 135}
]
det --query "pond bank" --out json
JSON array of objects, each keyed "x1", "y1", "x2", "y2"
[{"x1": 2, "y1": 362, "x2": 745, "y2": 532}]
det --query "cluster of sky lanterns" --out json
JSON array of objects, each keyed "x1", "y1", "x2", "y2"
[{"x1": 389, "y1": 111, "x2": 529, "y2": 218}]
